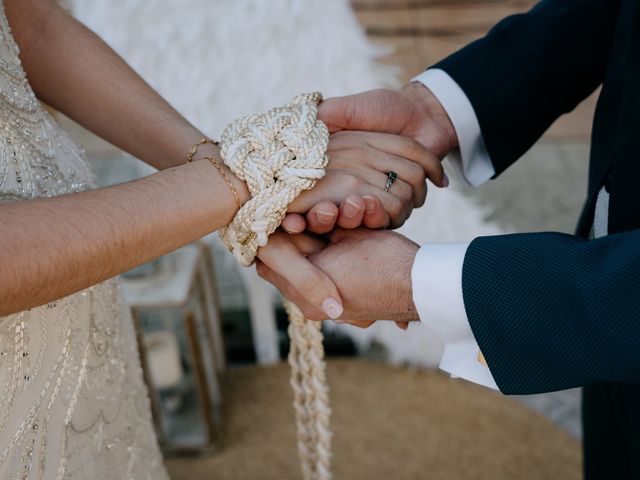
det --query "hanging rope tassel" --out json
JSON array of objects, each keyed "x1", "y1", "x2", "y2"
[
  {"x1": 217, "y1": 93, "x2": 333, "y2": 479},
  {"x1": 286, "y1": 301, "x2": 332, "y2": 480}
]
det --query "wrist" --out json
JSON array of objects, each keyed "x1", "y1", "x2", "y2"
[
  {"x1": 186, "y1": 136, "x2": 251, "y2": 213},
  {"x1": 392, "y1": 237, "x2": 420, "y2": 322},
  {"x1": 401, "y1": 82, "x2": 458, "y2": 158},
  {"x1": 225, "y1": 163, "x2": 251, "y2": 208}
]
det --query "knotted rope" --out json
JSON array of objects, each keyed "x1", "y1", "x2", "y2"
[
  {"x1": 219, "y1": 92, "x2": 330, "y2": 266},
  {"x1": 219, "y1": 92, "x2": 332, "y2": 480}
]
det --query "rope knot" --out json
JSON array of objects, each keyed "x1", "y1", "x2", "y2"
[
  {"x1": 219, "y1": 92, "x2": 329, "y2": 266},
  {"x1": 218, "y1": 93, "x2": 333, "y2": 480}
]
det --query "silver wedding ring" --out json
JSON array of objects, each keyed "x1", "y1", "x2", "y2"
[{"x1": 384, "y1": 171, "x2": 398, "y2": 192}]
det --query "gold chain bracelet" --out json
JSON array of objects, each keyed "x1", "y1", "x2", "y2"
[
  {"x1": 185, "y1": 138, "x2": 243, "y2": 211},
  {"x1": 185, "y1": 137, "x2": 220, "y2": 164},
  {"x1": 203, "y1": 155, "x2": 242, "y2": 210}
]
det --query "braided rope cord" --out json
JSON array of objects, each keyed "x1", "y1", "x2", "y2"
[
  {"x1": 219, "y1": 93, "x2": 332, "y2": 480},
  {"x1": 286, "y1": 302, "x2": 332, "y2": 480},
  {"x1": 219, "y1": 92, "x2": 330, "y2": 266}
]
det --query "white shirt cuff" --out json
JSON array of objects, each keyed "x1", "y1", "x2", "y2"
[
  {"x1": 412, "y1": 69, "x2": 495, "y2": 187},
  {"x1": 412, "y1": 244, "x2": 499, "y2": 390}
]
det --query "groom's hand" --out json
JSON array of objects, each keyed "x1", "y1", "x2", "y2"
[
  {"x1": 319, "y1": 83, "x2": 458, "y2": 160},
  {"x1": 257, "y1": 229, "x2": 420, "y2": 323}
]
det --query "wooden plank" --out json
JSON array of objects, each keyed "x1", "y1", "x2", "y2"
[
  {"x1": 356, "y1": 3, "x2": 533, "y2": 35},
  {"x1": 353, "y1": 0, "x2": 534, "y2": 10},
  {"x1": 357, "y1": 0, "x2": 594, "y2": 139}
]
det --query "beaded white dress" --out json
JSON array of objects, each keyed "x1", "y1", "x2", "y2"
[{"x1": 0, "y1": 3, "x2": 169, "y2": 479}]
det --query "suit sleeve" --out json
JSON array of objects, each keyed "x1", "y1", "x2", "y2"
[
  {"x1": 463, "y1": 230, "x2": 640, "y2": 394},
  {"x1": 433, "y1": 0, "x2": 621, "y2": 176}
]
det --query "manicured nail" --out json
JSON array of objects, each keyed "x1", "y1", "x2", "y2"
[
  {"x1": 343, "y1": 199, "x2": 363, "y2": 218},
  {"x1": 442, "y1": 173, "x2": 450, "y2": 188},
  {"x1": 322, "y1": 297, "x2": 343, "y2": 319},
  {"x1": 317, "y1": 209, "x2": 337, "y2": 224},
  {"x1": 363, "y1": 195, "x2": 377, "y2": 213}
]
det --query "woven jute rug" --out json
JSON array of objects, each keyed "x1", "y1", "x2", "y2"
[{"x1": 165, "y1": 359, "x2": 581, "y2": 480}]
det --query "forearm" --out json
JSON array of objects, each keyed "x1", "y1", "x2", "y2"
[
  {"x1": 464, "y1": 230, "x2": 640, "y2": 393},
  {"x1": 411, "y1": 71, "x2": 494, "y2": 187},
  {"x1": 0, "y1": 160, "x2": 246, "y2": 316},
  {"x1": 5, "y1": 0, "x2": 201, "y2": 170}
]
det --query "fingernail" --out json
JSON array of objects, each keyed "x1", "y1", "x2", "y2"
[
  {"x1": 322, "y1": 297, "x2": 343, "y2": 319},
  {"x1": 442, "y1": 173, "x2": 450, "y2": 188},
  {"x1": 317, "y1": 209, "x2": 337, "y2": 224},
  {"x1": 343, "y1": 199, "x2": 363, "y2": 218},
  {"x1": 282, "y1": 224, "x2": 297, "y2": 234},
  {"x1": 363, "y1": 195, "x2": 376, "y2": 213}
]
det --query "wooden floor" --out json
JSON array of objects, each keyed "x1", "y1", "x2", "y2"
[{"x1": 353, "y1": 0, "x2": 596, "y2": 140}]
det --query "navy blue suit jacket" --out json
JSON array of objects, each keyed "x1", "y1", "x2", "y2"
[{"x1": 432, "y1": 1, "x2": 640, "y2": 477}]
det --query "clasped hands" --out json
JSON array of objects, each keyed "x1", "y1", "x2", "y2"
[{"x1": 255, "y1": 83, "x2": 458, "y2": 328}]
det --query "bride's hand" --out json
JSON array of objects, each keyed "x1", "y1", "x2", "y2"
[
  {"x1": 286, "y1": 131, "x2": 445, "y2": 230},
  {"x1": 256, "y1": 230, "x2": 411, "y2": 329}
]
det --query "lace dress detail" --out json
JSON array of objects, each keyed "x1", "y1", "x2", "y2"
[{"x1": 0, "y1": 3, "x2": 168, "y2": 479}]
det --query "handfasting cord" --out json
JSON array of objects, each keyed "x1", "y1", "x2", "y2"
[
  {"x1": 214, "y1": 92, "x2": 333, "y2": 480},
  {"x1": 286, "y1": 302, "x2": 332, "y2": 480},
  {"x1": 219, "y1": 92, "x2": 329, "y2": 266}
]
